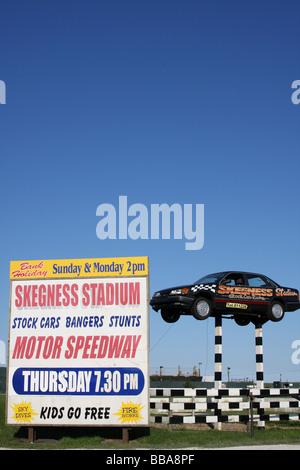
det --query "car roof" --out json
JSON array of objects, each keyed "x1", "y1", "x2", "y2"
[
  {"x1": 214, "y1": 271, "x2": 270, "y2": 277},
  {"x1": 210, "y1": 271, "x2": 278, "y2": 285}
]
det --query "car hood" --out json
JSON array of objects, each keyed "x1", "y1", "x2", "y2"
[{"x1": 154, "y1": 284, "x2": 193, "y2": 295}]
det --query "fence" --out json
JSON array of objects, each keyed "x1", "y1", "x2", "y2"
[{"x1": 150, "y1": 387, "x2": 300, "y2": 427}]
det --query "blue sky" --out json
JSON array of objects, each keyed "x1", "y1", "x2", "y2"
[{"x1": 1, "y1": 0, "x2": 300, "y2": 382}]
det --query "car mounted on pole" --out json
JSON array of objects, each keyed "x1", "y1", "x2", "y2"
[{"x1": 150, "y1": 271, "x2": 300, "y2": 325}]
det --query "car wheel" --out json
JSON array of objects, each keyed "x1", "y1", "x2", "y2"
[
  {"x1": 267, "y1": 301, "x2": 285, "y2": 322},
  {"x1": 161, "y1": 309, "x2": 180, "y2": 323},
  {"x1": 192, "y1": 297, "x2": 212, "y2": 320}
]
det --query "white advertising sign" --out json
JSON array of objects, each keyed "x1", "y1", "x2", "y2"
[{"x1": 7, "y1": 257, "x2": 149, "y2": 427}]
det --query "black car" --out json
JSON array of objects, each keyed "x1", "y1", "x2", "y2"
[{"x1": 150, "y1": 271, "x2": 300, "y2": 325}]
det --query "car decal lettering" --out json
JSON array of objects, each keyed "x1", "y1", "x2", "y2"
[
  {"x1": 217, "y1": 285, "x2": 273, "y2": 297},
  {"x1": 276, "y1": 288, "x2": 298, "y2": 297}
]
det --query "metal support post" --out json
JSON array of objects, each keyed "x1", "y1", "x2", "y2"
[
  {"x1": 214, "y1": 316, "x2": 222, "y2": 430},
  {"x1": 255, "y1": 323, "x2": 265, "y2": 428},
  {"x1": 255, "y1": 323, "x2": 264, "y2": 388},
  {"x1": 214, "y1": 316, "x2": 222, "y2": 389},
  {"x1": 249, "y1": 393, "x2": 254, "y2": 438}
]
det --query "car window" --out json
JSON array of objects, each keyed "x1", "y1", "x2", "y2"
[
  {"x1": 246, "y1": 274, "x2": 272, "y2": 287},
  {"x1": 220, "y1": 273, "x2": 245, "y2": 286}
]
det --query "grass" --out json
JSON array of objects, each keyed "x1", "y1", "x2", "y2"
[{"x1": 1, "y1": 395, "x2": 300, "y2": 449}]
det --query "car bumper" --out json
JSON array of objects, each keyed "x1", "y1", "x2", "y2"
[
  {"x1": 286, "y1": 301, "x2": 300, "y2": 312},
  {"x1": 150, "y1": 295, "x2": 194, "y2": 312}
]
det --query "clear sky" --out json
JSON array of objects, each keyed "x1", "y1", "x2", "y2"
[{"x1": 1, "y1": 0, "x2": 300, "y2": 382}]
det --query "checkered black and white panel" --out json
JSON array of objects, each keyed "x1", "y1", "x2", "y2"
[
  {"x1": 191, "y1": 284, "x2": 217, "y2": 293},
  {"x1": 150, "y1": 388, "x2": 300, "y2": 425},
  {"x1": 150, "y1": 388, "x2": 300, "y2": 398}
]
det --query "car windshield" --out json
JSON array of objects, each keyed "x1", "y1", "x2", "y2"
[{"x1": 195, "y1": 272, "x2": 226, "y2": 284}]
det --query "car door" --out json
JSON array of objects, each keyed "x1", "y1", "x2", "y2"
[
  {"x1": 243, "y1": 273, "x2": 275, "y2": 313},
  {"x1": 215, "y1": 272, "x2": 249, "y2": 312}
]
